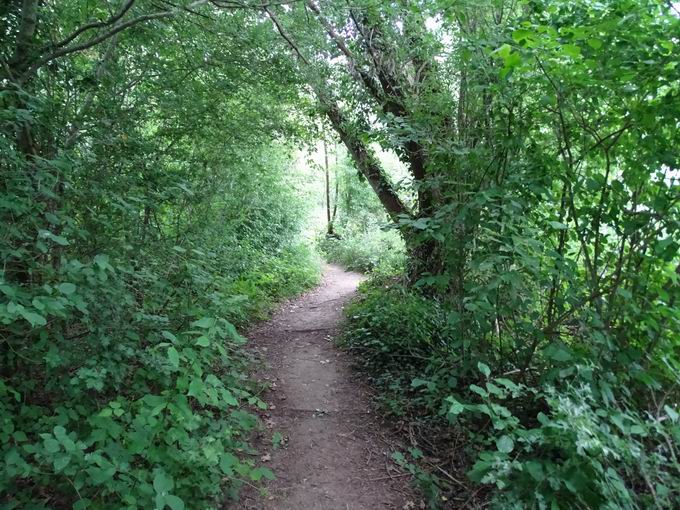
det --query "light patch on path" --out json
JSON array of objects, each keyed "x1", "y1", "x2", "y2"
[{"x1": 229, "y1": 264, "x2": 415, "y2": 510}]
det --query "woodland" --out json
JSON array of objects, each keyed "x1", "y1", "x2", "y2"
[{"x1": 1, "y1": 0, "x2": 680, "y2": 508}]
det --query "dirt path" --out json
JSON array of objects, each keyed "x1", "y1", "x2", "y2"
[{"x1": 230, "y1": 264, "x2": 416, "y2": 510}]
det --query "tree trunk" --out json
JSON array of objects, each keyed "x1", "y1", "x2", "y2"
[
  {"x1": 324, "y1": 140, "x2": 335, "y2": 236},
  {"x1": 323, "y1": 101, "x2": 411, "y2": 223}
]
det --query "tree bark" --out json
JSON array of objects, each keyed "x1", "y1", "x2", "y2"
[{"x1": 323, "y1": 101, "x2": 411, "y2": 223}]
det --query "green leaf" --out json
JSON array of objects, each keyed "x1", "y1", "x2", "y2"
[
  {"x1": 53, "y1": 426, "x2": 67, "y2": 441},
  {"x1": 512, "y1": 29, "x2": 533, "y2": 43},
  {"x1": 220, "y1": 452, "x2": 238, "y2": 475},
  {"x1": 272, "y1": 432, "x2": 283, "y2": 449},
  {"x1": 493, "y1": 44, "x2": 512, "y2": 59},
  {"x1": 477, "y1": 362, "x2": 491, "y2": 378},
  {"x1": 503, "y1": 51, "x2": 521, "y2": 68},
  {"x1": 165, "y1": 495, "x2": 185, "y2": 510},
  {"x1": 496, "y1": 435, "x2": 514, "y2": 453},
  {"x1": 221, "y1": 389, "x2": 238, "y2": 406},
  {"x1": 660, "y1": 40, "x2": 674, "y2": 54},
  {"x1": 469, "y1": 384, "x2": 488, "y2": 397},
  {"x1": 57, "y1": 282, "x2": 76, "y2": 295},
  {"x1": 73, "y1": 499, "x2": 92, "y2": 510},
  {"x1": 19, "y1": 310, "x2": 47, "y2": 327},
  {"x1": 53, "y1": 454, "x2": 70, "y2": 472},
  {"x1": 161, "y1": 330, "x2": 177, "y2": 342},
  {"x1": 187, "y1": 378, "x2": 204, "y2": 397},
  {"x1": 13, "y1": 431, "x2": 28, "y2": 442},
  {"x1": 153, "y1": 470, "x2": 174, "y2": 495},
  {"x1": 94, "y1": 254, "x2": 113, "y2": 271},
  {"x1": 561, "y1": 44, "x2": 581, "y2": 58},
  {"x1": 250, "y1": 467, "x2": 275, "y2": 481},
  {"x1": 411, "y1": 218, "x2": 429, "y2": 230},
  {"x1": 44, "y1": 437, "x2": 60, "y2": 453},
  {"x1": 525, "y1": 461, "x2": 544, "y2": 481},
  {"x1": 411, "y1": 378, "x2": 429, "y2": 388},
  {"x1": 193, "y1": 317, "x2": 216, "y2": 329},
  {"x1": 167, "y1": 347, "x2": 180, "y2": 368},
  {"x1": 40, "y1": 230, "x2": 69, "y2": 246},
  {"x1": 446, "y1": 396, "x2": 465, "y2": 415},
  {"x1": 546, "y1": 344, "x2": 572, "y2": 362},
  {"x1": 195, "y1": 336, "x2": 210, "y2": 347},
  {"x1": 587, "y1": 38, "x2": 603, "y2": 50}
]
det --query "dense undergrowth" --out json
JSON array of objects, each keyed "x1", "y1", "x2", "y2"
[
  {"x1": 343, "y1": 277, "x2": 680, "y2": 509},
  {"x1": 315, "y1": 148, "x2": 407, "y2": 275},
  {"x1": 1, "y1": 238, "x2": 319, "y2": 509},
  {"x1": 314, "y1": 1, "x2": 680, "y2": 508},
  {"x1": 1, "y1": 6, "x2": 320, "y2": 508},
  {"x1": 318, "y1": 223, "x2": 405, "y2": 274},
  {"x1": 1, "y1": 131, "x2": 321, "y2": 508}
]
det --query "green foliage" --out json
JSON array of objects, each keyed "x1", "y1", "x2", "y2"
[
  {"x1": 318, "y1": 228, "x2": 405, "y2": 274},
  {"x1": 3, "y1": 0, "x2": 680, "y2": 507},
  {"x1": 226, "y1": 244, "x2": 321, "y2": 324},
  {"x1": 0, "y1": 232, "x2": 314, "y2": 508},
  {"x1": 344, "y1": 273, "x2": 680, "y2": 507},
  {"x1": 342, "y1": 282, "x2": 447, "y2": 371},
  {"x1": 316, "y1": 147, "x2": 407, "y2": 274},
  {"x1": 1, "y1": 3, "x2": 319, "y2": 508},
  {"x1": 331, "y1": 0, "x2": 680, "y2": 506},
  {"x1": 464, "y1": 379, "x2": 680, "y2": 509}
]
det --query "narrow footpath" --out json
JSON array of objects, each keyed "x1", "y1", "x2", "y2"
[{"x1": 231, "y1": 264, "x2": 416, "y2": 510}]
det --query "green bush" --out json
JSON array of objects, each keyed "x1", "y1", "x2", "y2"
[
  {"x1": 342, "y1": 280, "x2": 680, "y2": 509},
  {"x1": 1, "y1": 75, "x2": 319, "y2": 506},
  {"x1": 318, "y1": 228, "x2": 405, "y2": 274},
  {"x1": 226, "y1": 244, "x2": 321, "y2": 324},
  {"x1": 459, "y1": 372, "x2": 680, "y2": 509},
  {"x1": 342, "y1": 282, "x2": 447, "y2": 368},
  {"x1": 0, "y1": 241, "x2": 319, "y2": 509}
]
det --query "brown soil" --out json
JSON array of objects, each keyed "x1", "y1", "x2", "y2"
[{"x1": 228, "y1": 264, "x2": 418, "y2": 510}]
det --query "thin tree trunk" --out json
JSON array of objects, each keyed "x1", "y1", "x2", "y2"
[
  {"x1": 331, "y1": 157, "x2": 339, "y2": 226},
  {"x1": 324, "y1": 139, "x2": 334, "y2": 235}
]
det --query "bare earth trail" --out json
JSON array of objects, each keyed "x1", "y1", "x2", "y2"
[{"x1": 230, "y1": 264, "x2": 416, "y2": 510}]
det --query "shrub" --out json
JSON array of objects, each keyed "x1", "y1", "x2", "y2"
[
  {"x1": 342, "y1": 279, "x2": 680, "y2": 509},
  {"x1": 318, "y1": 228, "x2": 405, "y2": 275},
  {"x1": 341, "y1": 282, "x2": 448, "y2": 370},
  {"x1": 459, "y1": 372, "x2": 680, "y2": 509},
  {"x1": 0, "y1": 241, "x2": 319, "y2": 509}
]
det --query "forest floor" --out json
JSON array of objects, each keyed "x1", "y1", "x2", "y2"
[{"x1": 228, "y1": 264, "x2": 417, "y2": 510}]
